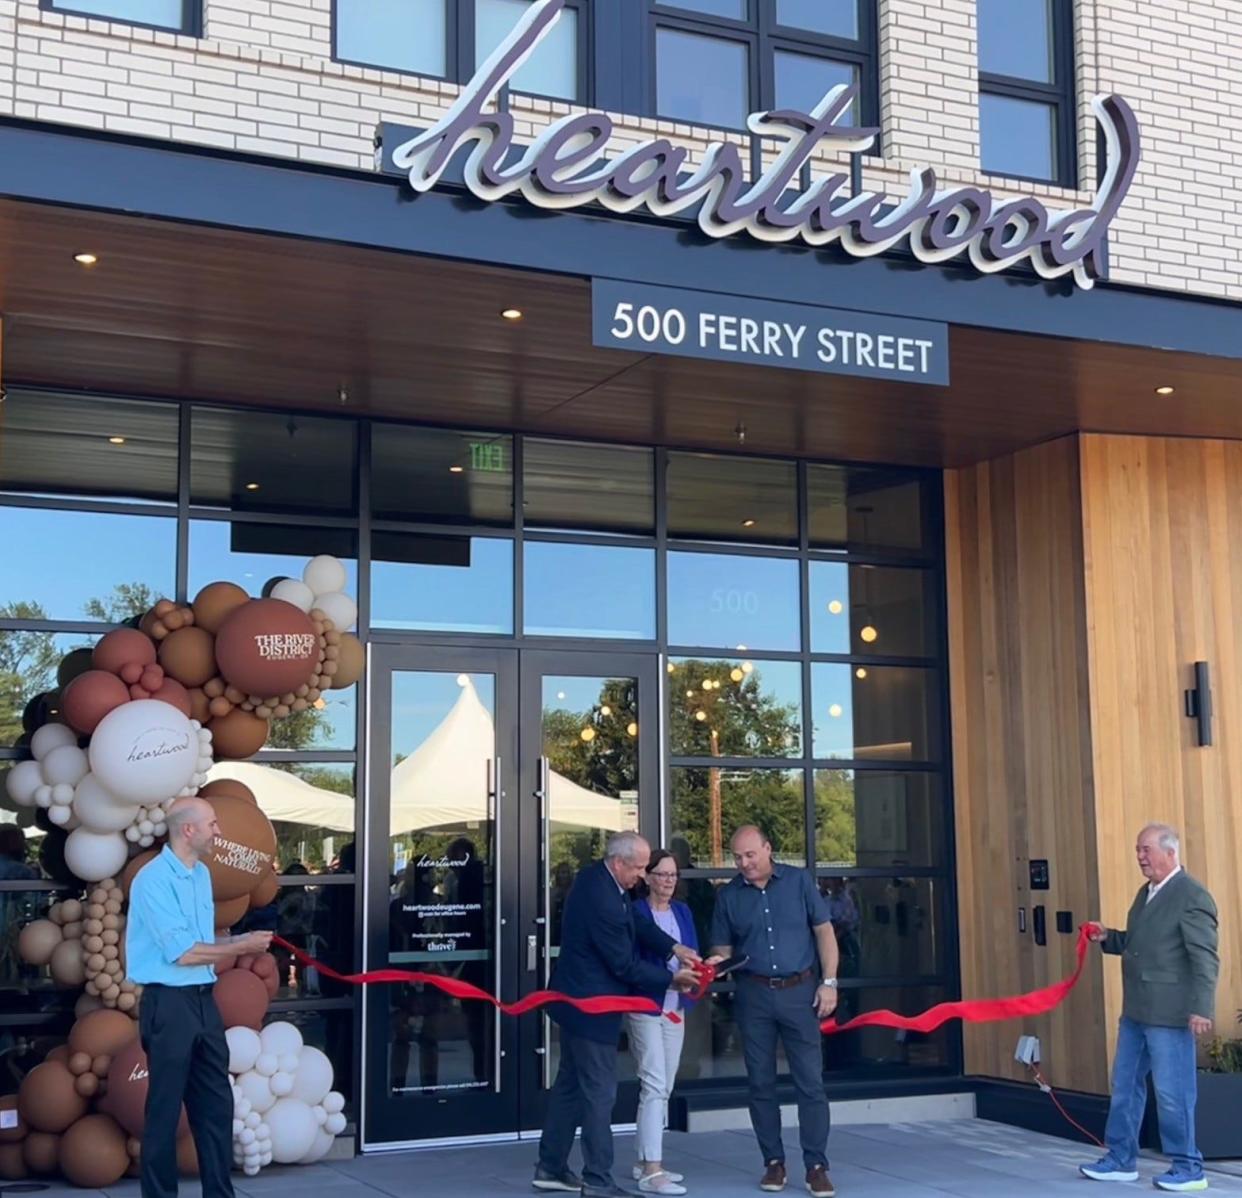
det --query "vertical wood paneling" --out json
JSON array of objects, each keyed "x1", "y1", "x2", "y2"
[{"x1": 947, "y1": 436, "x2": 1108, "y2": 1093}]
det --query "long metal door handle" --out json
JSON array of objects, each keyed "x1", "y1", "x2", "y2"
[
  {"x1": 527, "y1": 934, "x2": 538, "y2": 972},
  {"x1": 491, "y1": 754, "x2": 503, "y2": 1094},
  {"x1": 538, "y1": 755, "x2": 552, "y2": 1088}
]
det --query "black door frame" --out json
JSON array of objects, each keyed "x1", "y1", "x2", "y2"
[{"x1": 362, "y1": 642, "x2": 661, "y2": 1146}]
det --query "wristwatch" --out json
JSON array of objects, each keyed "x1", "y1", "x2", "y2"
[{"x1": 820, "y1": 978, "x2": 838, "y2": 989}]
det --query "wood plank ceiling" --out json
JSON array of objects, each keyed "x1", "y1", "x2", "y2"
[{"x1": 2, "y1": 198, "x2": 1242, "y2": 468}]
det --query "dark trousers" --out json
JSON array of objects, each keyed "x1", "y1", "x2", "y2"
[
  {"x1": 735, "y1": 976, "x2": 830, "y2": 1170},
  {"x1": 537, "y1": 1030, "x2": 618, "y2": 1189},
  {"x1": 139, "y1": 983, "x2": 236, "y2": 1198}
]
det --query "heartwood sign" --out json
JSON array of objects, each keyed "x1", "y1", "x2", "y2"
[{"x1": 377, "y1": 0, "x2": 1139, "y2": 290}]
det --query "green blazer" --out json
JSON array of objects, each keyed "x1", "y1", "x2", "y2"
[{"x1": 1102, "y1": 870, "x2": 1219, "y2": 1027}]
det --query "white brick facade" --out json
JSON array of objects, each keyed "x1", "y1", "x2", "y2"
[{"x1": 0, "y1": 0, "x2": 1237, "y2": 298}]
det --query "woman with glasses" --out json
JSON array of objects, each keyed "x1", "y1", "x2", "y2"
[{"x1": 628, "y1": 848, "x2": 700, "y2": 1195}]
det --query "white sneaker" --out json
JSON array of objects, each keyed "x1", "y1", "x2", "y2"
[
  {"x1": 637, "y1": 1172, "x2": 687, "y2": 1195},
  {"x1": 634, "y1": 1166, "x2": 684, "y2": 1183}
]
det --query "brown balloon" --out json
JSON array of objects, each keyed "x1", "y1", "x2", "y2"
[
  {"x1": 0, "y1": 1094, "x2": 25, "y2": 1144},
  {"x1": 68, "y1": 1008, "x2": 138, "y2": 1062},
  {"x1": 215, "y1": 598, "x2": 320, "y2": 698},
  {"x1": 59, "y1": 1113, "x2": 130, "y2": 1188},
  {"x1": 45, "y1": 1045, "x2": 70, "y2": 1067},
  {"x1": 149, "y1": 677, "x2": 193, "y2": 718},
  {"x1": 250, "y1": 866, "x2": 280, "y2": 909},
  {"x1": 204, "y1": 795, "x2": 277, "y2": 901},
  {"x1": 118, "y1": 849, "x2": 159, "y2": 899},
  {"x1": 0, "y1": 1142, "x2": 26, "y2": 1180},
  {"x1": 187, "y1": 686, "x2": 213, "y2": 725},
  {"x1": 199, "y1": 778, "x2": 256, "y2": 805},
  {"x1": 158, "y1": 626, "x2": 217, "y2": 688},
  {"x1": 101, "y1": 1039, "x2": 188, "y2": 1139},
  {"x1": 94, "y1": 629, "x2": 157, "y2": 677},
  {"x1": 192, "y1": 581, "x2": 251, "y2": 635},
  {"x1": 207, "y1": 707, "x2": 270, "y2": 760},
  {"x1": 18, "y1": 1061, "x2": 88, "y2": 1133},
  {"x1": 213, "y1": 893, "x2": 250, "y2": 932},
  {"x1": 212, "y1": 967, "x2": 270, "y2": 1030},
  {"x1": 61, "y1": 669, "x2": 131, "y2": 735},
  {"x1": 21, "y1": 1132, "x2": 60, "y2": 1175},
  {"x1": 331, "y1": 632, "x2": 366, "y2": 689}
]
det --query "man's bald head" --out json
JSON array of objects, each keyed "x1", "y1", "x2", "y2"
[{"x1": 166, "y1": 797, "x2": 219, "y2": 862}]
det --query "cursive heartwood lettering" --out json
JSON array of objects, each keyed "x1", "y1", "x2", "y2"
[{"x1": 389, "y1": 0, "x2": 1139, "y2": 289}]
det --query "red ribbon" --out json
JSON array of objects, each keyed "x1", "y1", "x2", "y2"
[{"x1": 273, "y1": 925, "x2": 1091, "y2": 1037}]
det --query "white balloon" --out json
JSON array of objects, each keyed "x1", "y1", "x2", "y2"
[
  {"x1": 239, "y1": 1128, "x2": 256, "y2": 1147},
  {"x1": 259, "y1": 1151, "x2": 272, "y2": 1168},
  {"x1": 63, "y1": 828, "x2": 129, "y2": 882},
  {"x1": 42, "y1": 744, "x2": 89, "y2": 788},
  {"x1": 244, "y1": 1111, "x2": 261, "y2": 1130},
  {"x1": 265, "y1": 1098, "x2": 319, "y2": 1164},
  {"x1": 269, "y1": 1071, "x2": 293, "y2": 1098},
  {"x1": 271, "y1": 579, "x2": 316, "y2": 613},
  {"x1": 50, "y1": 783, "x2": 75, "y2": 806},
  {"x1": 72, "y1": 774, "x2": 138, "y2": 833},
  {"x1": 226, "y1": 1026, "x2": 262, "y2": 1074},
  {"x1": 89, "y1": 700, "x2": 199, "y2": 804},
  {"x1": 277, "y1": 1053, "x2": 300, "y2": 1074},
  {"x1": 290, "y1": 1046, "x2": 333, "y2": 1106},
  {"x1": 34, "y1": 785, "x2": 52, "y2": 808},
  {"x1": 254, "y1": 1052, "x2": 278, "y2": 1078},
  {"x1": 237, "y1": 1071, "x2": 276, "y2": 1114},
  {"x1": 31, "y1": 723, "x2": 77, "y2": 760},
  {"x1": 125, "y1": 826, "x2": 141, "y2": 843},
  {"x1": 259, "y1": 1022, "x2": 303, "y2": 1059},
  {"x1": 47, "y1": 805, "x2": 71, "y2": 827},
  {"x1": 244, "y1": 1164, "x2": 260, "y2": 1177},
  {"x1": 234, "y1": 1097, "x2": 252, "y2": 1119},
  {"x1": 313, "y1": 1105, "x2": 327, "y2": 1126},
  {"x1": 312, "y1": 591, "x2": 357, "y2": 632},
  {"x1": 324, "y1": 1112, "x2": 346, "y2": 1136},
  {"x1": 5, "y1": 760, "x2": 44, "y2": 806},
  {"x1": 232, "y1": 1119, "x2": 244, "y2": 1136},
  {"x1": 322, "y1": 1091, "x2": 345, "y2": 1115},
  {"x1": 300, "y1": 1127, "x2": 335, "y2": 1165},
  {"x1": 302, "y1": 555, "x2": 347, "y2": 596}
]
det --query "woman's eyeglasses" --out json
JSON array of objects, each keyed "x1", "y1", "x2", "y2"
[{"x1": 647, "y1": 870, "x2": 678, "y2": 880}]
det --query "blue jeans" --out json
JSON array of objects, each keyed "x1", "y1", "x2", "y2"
[{"x1": 1104, "y1": 1016, "x2": 1202, "y2": 1175}]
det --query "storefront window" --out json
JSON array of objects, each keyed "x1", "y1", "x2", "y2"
[
  {"x1": 475, "y1": 0, "x2": 580, "y2": 100},
  {"x1": 188, "y1": 520, "x2": 358, "y2": 601},
  {"x1": 815, "y1": 874, "x2": 945, "y2": 979},
  {"x1": 809, "y1": 562, "x2": 938, "y2": 657},
  {"x1": 335, "y1": 0, "x2": 448, "y2": 75},
  {"x1": 814, "y1": 770, "x2": 945, "y2": 868},
  {"x1": 667, "y1": 452, "x2": 797, "y2": 546},
  {"x1": 0, "y1": 632, "x2": 98, "y2": 750},
  {"x1": 667, "y1": 656, "x2": 802, "y2": 758},
  {"x1": 667, "y1": 551, "x2": 801, "y2": 651},
  {"x1": 523, "y1": 440, "x2": 653, "y2": 535},
  {"x1": 777, "y1": 0, "x2": 857, "y2": 39},
  {"x1": 774, "y1": 52, "x2": 857, "y2": 121},
  {"x1": 524, "y1": 542, "x2": 655, "y2": 639},
  {"x1": 806, "y1": 464, "x2": 930, "y2": 554},
  {"x1": 811, "y1": 663, "x2": 940, "y2": 762},
  {"x1": 656, "y1": 28, "x2": 750, "y2": 128},
  {"x1": 669, "y1": 767, "x2": 806, "y2": 868}
]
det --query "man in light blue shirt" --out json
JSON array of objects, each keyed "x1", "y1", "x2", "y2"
[{"x1": 126, "y1": 796, "x2": 272, "y2": 1198}]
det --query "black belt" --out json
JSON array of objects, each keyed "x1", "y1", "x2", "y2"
[
  {"x1": 145, "y1": 982, "x2": 214, "y2": 993},
  {"x1": 740, "y1": 967, "x2": 815, "y2": 990}
]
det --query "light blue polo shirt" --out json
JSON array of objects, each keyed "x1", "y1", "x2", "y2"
[{"x1": 124, "y1": 845, "x2": 217, "y2": 986}]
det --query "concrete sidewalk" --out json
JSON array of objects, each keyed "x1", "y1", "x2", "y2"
[{"x1": 31, "y1": 1120, "x2": 1242, "y2": 1197}]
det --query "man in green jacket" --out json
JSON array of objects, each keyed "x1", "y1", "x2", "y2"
[{"x1": 1080, "y1": 823, "x2": 1219, "y2": 1193}]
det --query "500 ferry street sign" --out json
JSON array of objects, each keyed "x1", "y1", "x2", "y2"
[{"x1": 377, "y1": 0, "x2": 1140, "y2": 291}]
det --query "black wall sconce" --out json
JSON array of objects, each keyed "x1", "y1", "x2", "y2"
[{"x1": 1184, "y1": 661, "x2": 1213, "y2": 747}]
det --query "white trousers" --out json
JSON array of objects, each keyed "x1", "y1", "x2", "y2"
[{"x1": 627, "y1": 1011, "x2": 686, "y2": 1164}]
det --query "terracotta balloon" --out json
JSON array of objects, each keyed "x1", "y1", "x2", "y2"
[
  {"x1": 57, "y1": 647, "x2": 96, "y2": 691},
  {"x1": 0, "y1": 1094, "x2": 25, "y2": 1144},
  {"x1": 192, "y1": 581, "x2": 251, "y2": 635},
  {"x1": 329, "y1": 631, "x2": 365, "y2": 690},
  {"x1": 207, "y1": 708, "x2": 270, "y2": 760},
  {"x1": 0, "y1": 1142, "x2": 26, "y2": 1180},
  {"x1": 17, "y1": 1061, "x2": 88, "y2": 1133},
  {"x1": 61, "y1": 670, "x2": 131, "y2": 735},
  {"x1": 22, "y1": 1132, "x2": 60, "y2": 1175},
  {"x1": 187, "y1": 686, "x2": 213, "y2": 725},
  {"x1": 250, "y1": 867, "x2": 280, "y2": 909},
  {"x1": 158, "y1": 626, "x2": 217, "y2": 688},
  {"x1": 102, "y1": 1039, "x2": 188, "y2": 1139},
  {"x1": 213, "y1": 967, "x2": 270, "y2": 1030},
  {"x1": 93, "y1": 629, "x2": 157, "y2": 676},
  {"x1": 59, "y1": 1113, "x2": 130, "y2": 1188},
  {"x1": 199, "y1": 778, "x2": 256, "y2": 805},
  {"x1": 69, "y1": 1008, "x2": 138, "y2": 1061},
  {"x1": 149, "y1": 677, "x2": 193, "y2": 718},
  {"x1": 45, "y1": 1045, "x2": 70, "y2": 1066},
  {"x1": 214, "y1": 893, "x2": 250, "y2": 931},
  {"x1": 215, "y1": 598, "x2": 319, "y2": 697},
  {"x1": 204, "y1": 795, "x2": 277, "y2": 901},
  {"x1": 119, "y1": 849, "x2": 159, "y2": 898}
]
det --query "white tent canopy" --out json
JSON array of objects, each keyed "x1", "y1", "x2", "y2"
[{"x1": 208, "y1": 680, "x2": 633, "y2": 836}]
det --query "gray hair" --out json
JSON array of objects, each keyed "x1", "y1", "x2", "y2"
[
  {"x1": 1140, "y1": 823, "x2": 1181, "y2": 854},
  {"x1": 604, "y1": 831, "x2": 648, "y2": 864}
]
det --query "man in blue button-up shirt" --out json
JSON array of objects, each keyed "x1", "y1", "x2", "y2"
[
  {"x1": 710, "y1": 826, "x2": 839, "y2": 1198},
  {"x1": 126, "y1": 797, "x2": 272, "y2": 1198}
]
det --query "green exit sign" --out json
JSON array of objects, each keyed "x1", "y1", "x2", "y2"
[{"x1": 468, "y1": 441, "x2": 506, "y2": 473}]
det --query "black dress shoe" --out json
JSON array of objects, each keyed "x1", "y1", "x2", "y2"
[
  {"x1": 532, "y1": 1164, "x2": 584, "y2": 1192},
  {"x1": 580, "y1": 1183, "x2": 637, "y2": 1198}
]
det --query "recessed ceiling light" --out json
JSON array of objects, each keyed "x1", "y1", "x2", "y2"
[
  {"x1": 449, "y1": 465, "x2": 464, "y2": 474},
  {"x1": 245, "y1": 482, "x2": 260, "y2": 491},
  {"x1": 741, "y1": 518, "x2": 756, "y2": 528},
  {"x1": 107, "y1": 436, "x2": 126, "y2": 445},
  {"x1": 1154, "y1": 385, "x2": 1175, "y2": 396},
  {"x1": 73, "y1": 252, "x2": 98, "y2": 266},
  {"x1": 500, "y1": 308, "x2": 523, "y2": 321}
]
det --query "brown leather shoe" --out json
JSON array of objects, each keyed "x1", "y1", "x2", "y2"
[
  {"x1": 805, "y1": 1164, "x2": 836, "y2": 1197},
  {"x1": 760, "y1": 1161, "x2": 787, "y2": 1192}
]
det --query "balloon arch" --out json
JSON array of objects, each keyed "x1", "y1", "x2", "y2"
[{"x1": 1, "y1": 556, "x2": 363, "y2": 1186}]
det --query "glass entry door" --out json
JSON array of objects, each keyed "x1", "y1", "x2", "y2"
[{"x1": 363, "y1": 646, "x2": 658, "y2": 1146}]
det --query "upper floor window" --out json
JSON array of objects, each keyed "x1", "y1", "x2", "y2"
[
  {"x1": 41, "y1": 0, "x2": 197, "y2": 34},
  {"x1": 977, "y1": 0, "x2": 1075, "y2": 184},
  {"x1": 334, "y1": 0, "x2": 589, "y2": 103},
  {"x1": 650, "y1": 0, "x2": 876, "y2": 134}
]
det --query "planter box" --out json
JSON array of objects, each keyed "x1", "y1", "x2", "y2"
[{"x1": 1141, "y1": 1072, "x2": 1242, "y2": 1159}]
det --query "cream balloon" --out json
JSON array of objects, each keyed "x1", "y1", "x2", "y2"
[
  {"x1": 302, "y1": 556, "x2": 346, "y2": 596},
  {"x1": 289, "y1": 1047, "x2": 333, "y2": 1107},
  {"x1": 41, "y1": 744, "x2": 90, "y2": 788},
  {"x1": 63, "y1": 828, "x2": 130, "y2": 883},
  {"x1": 300, "y1": 1128, "x2": 334, "y2": 1165},
  {"x1": 258, "y1": 1023, "x2": 303, "y2": 1059},
  {"x1": 236, "y1": 1072, "x2": 275, "y2": 1115},
  {"x1": 270, "y1": 579, "x2": 315, "y2": 613},
  {"x1": 72, "y1": 775, "x2": 139, "y2": 834},
  {"x1": 5, "y1": 760, "x2": 44, "y2": 807},
  {"x1": 226, "y1": 1027, "x2": 262, "y2": 1075},
  {"x1": 264, "y1": 1099, "x2": 318, "y2": 1164},
  {"x1": 31, "y1": 723, "x2": 77, "y2": 760},
  {"x1": 312, "y1": 591, "x2": 356, "y2": 632},
  {"x1": 88, "y1": 701, "x2": 200, "y2": 804}
]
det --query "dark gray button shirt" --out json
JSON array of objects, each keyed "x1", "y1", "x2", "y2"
[{"x1": 709, "y1": 865, "x2": 832, "y2": 977}]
